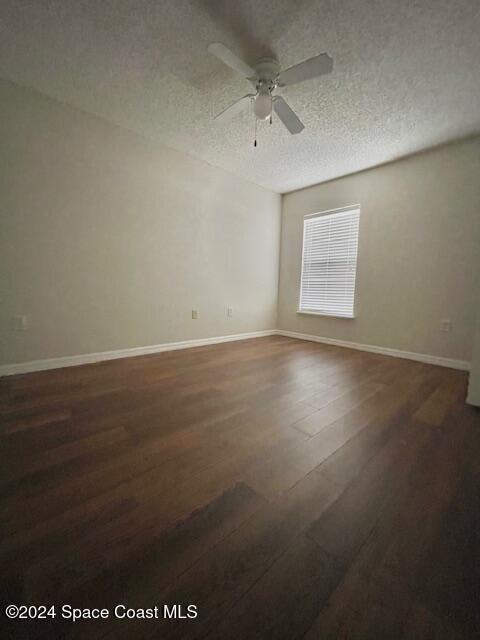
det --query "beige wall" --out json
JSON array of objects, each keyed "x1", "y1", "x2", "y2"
[
  {"x1": 278, "y1": 138, "x2": 480, "y2": 364},
  {"x1": 0, "y1": 80, "x2": 281, "y2": 366}
]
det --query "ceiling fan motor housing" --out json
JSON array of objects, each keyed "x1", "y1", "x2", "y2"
[{"x1": 253, "y1": 57, "x2": 281, "y2": 88}]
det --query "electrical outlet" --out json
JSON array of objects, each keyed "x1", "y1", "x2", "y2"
[
  {"x1": 13, "y1": 315, "x2": 27, "y2": 331},
  {"x1": 227, "y1": 306, "x2": 233, "y2": 318},
  {"x1": 191, "y1": 309, "x2": 198, "y2": 320},
  {"x1": 440, "y1": 319, "x2": 451, "y2": 332}
]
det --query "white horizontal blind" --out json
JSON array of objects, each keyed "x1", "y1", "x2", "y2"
[{"x1": 299, "y1": 207, "x2": 360, "y2": 318}]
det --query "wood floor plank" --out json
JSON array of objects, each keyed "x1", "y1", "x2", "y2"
[
  {"x1": 314, "y1": 374, "x2": 437, "y2": 490},
  {"x1": 413, "y1": 369, "x2": 467, "y2": 426},
  {"x1": 203, "y1": 534, "x2": 343, "y2": 640},
  {"x1": 414, "y1": 425, "x2": 480, "y2": 637},
  {"x1": 401, "y1": 604, "x2": 466, "y2": 640},
  {"x1": 0, "y1": 394, "x2": 311, "y2": 561},
  {"x1": 100, "y1": 467, "x2": 342, "y2": 640},
  {"x1": 307, "y1": 418, "x2": 434, "y2": 566},
  {"x1": 33, "y1": 484, "x2": 265, "y2": 617},
  {"x1": 0, "y1": 335, "x2": 474, "y2": 640},
  {"x1": 243, "y1": 366, "x2": 435, "y2": 499},
  {"x1": 294, "y1": 381, "x2": 385, "y2": 436},
  {"x1": 303, "y1": 401, "x2": 475, "y2": 640}
]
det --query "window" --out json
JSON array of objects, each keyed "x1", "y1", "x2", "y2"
[{"x1": 299, "y1": 205, "x2": 360, "y2": 318}]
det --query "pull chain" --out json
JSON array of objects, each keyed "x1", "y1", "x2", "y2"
[{"x1": 254, "y1": 116, "x2": 257, "y2": 147}]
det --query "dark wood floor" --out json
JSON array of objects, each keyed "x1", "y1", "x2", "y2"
[{"x1": 1, "y1": 335, "x2": 479, "y2": 639}]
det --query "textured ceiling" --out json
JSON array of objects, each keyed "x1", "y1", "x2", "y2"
[{"x1": 1, "y1": 0, "x2": 480, "y2": 193}]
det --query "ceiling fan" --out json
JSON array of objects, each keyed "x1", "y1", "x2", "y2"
[{"x1": 208, "y1": 42, "x2": 333, "y2": 139}]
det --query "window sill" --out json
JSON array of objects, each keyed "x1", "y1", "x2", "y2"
[{"x1": 297, "y1": 309, "x2": 356, "y2": 319}]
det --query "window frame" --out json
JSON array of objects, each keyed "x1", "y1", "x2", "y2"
[{"x1": 297, "y1": 204, "x2": 361, "y2": 319}]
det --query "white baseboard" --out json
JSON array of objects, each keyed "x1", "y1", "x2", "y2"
[
  {"x1": 0, "y1": 330, "x2": 276, "y2": 377},
  {"x1": 1, "y1": 328, "x2": 470, "y2": 377},
  {"x1": 276, "y1": 330, "x2": 471, "y2": 371}
]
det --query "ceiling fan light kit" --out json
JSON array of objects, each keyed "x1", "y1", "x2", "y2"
[
  {"x1": 208, "y1": 43, "x2": 333, "y2": 145},
  {"x1": 253, "y1": 88, "x2": 272, "y2": 121}
]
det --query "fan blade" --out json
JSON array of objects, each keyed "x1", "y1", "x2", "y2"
[
  {"x1": 214, "y1": 94, "x2": 253, "y2": 122},
  {"x1": 208, "y1": 42, "x2": 256, "y2": 79},
  {"x1": 277, "y1": 53, "x2": 333, "y2": 87},
  {"x1": 273, "y1": 96, "x2": 304, "y2": 134}
]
